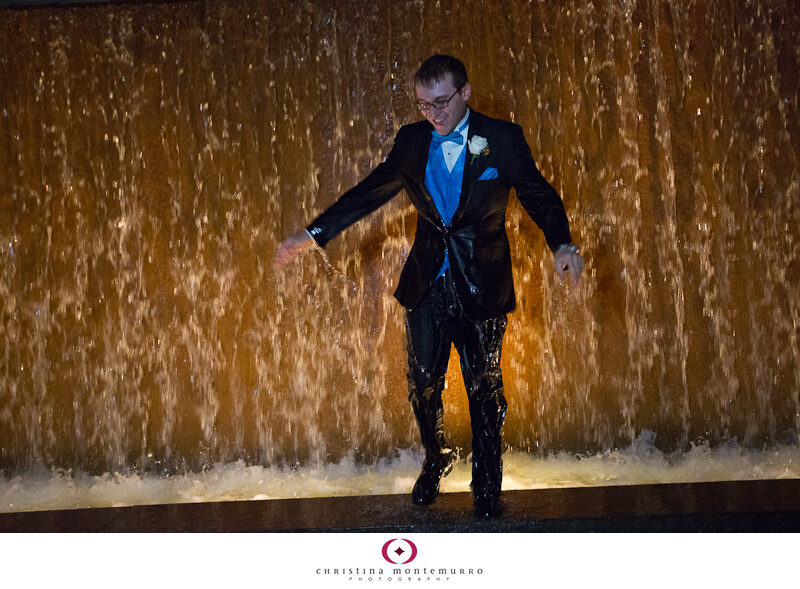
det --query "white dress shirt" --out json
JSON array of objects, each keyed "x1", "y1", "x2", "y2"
[{"x1": 440, "y1": 108, "x2": 470, "y2": 173}]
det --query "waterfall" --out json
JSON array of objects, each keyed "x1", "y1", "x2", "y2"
[{"x1": 1, "y1": 0, "x2": 798, "y2": 475}]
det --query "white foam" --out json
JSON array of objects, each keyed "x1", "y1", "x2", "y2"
[{"x1": 3, "y1": 433, "x2": 799, "y2": 513}]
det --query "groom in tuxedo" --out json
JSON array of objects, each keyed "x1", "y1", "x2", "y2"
[{"x1": 276, "y1": 54, "x2": 583, "y2": 517}]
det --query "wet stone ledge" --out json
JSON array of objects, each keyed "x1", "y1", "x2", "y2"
[{"x1": 2, "y1": 478, "x2": 800, "y2": 532}]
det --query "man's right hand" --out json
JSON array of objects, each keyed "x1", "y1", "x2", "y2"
[{"x1": 275, "y1": 230, "x2": 315, "y2": 268}]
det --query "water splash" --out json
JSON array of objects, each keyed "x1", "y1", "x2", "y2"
[{"x1": 2, "y1": 431, "x2": 798, "y2": 513}]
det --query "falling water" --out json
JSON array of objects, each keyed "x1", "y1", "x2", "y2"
[{"x1": 1, "y1": 0, "x2": 799, "y2": 499}]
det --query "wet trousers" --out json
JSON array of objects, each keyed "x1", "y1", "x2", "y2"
[{"x1": 405, "y1": 270, "x2": 508, "y2": 500}]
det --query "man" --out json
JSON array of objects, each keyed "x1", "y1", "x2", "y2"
[{"x1": 276, "y1": 55, "x2": 583, "y2": 517}]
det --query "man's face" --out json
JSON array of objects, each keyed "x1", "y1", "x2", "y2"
[{"x1": 415, "y1": 73, "x2": 472, "y2": 136}]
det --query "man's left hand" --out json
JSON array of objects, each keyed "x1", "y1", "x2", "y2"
[{"x1": 554, "y1": 244, "x2": 584, "y2": 288}]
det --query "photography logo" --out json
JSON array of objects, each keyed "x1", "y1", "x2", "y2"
[
  {"x1": 381, "y1": 538, "x2": 418, "y2": 564},
  {"x1": 314, "y1": 536, "x2": 484, "y2": 582}
]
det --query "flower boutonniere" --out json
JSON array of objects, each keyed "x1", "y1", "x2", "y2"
[{"x1": 467, "y1": 135, "x2": 490, "y2": 165}]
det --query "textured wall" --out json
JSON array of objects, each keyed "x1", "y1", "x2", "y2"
[{"x1": 0, "y1": 0, "x2": 799, "y2": 473}]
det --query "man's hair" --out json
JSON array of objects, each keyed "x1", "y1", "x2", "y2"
[{"x1": 414, "y1": 54, "x2": 468, "y2": 89}]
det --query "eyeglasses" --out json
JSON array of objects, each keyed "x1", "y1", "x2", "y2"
[{"x1": 416, "y1": 87, "x2": 462, "y2": 111}]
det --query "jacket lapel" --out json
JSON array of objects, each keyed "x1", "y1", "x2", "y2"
[
  {"x1": 452, "y1": 110, "x2": 485, "y2": 227},
  {"x1": 409, "y1": 122, "x2": 446, "y2": 227}
]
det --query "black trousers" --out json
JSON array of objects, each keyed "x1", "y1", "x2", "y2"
[{"x1": 405, "y1": 269, "x2": 508, "y2": 500}]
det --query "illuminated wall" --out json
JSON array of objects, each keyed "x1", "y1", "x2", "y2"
[{"x1": 1, "y1": 0, "x2": 798, "y2": 473}]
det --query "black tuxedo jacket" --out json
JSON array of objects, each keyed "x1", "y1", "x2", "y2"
[{"x1": 306, "y1": 110, "x2": 572, "y2": 319}]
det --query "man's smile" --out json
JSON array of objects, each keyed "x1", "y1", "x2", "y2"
[{"x1": 415, "y1": 73, "x2": 471, "y2": 136}]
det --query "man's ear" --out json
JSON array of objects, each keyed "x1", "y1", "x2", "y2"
[{"x1": 461, "y1": 82, "x2": 472, "y2": 101}]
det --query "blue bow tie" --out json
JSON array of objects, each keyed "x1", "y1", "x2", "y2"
[{"x1": 431, "y1": 130, "x2": 464, "y2": 146}]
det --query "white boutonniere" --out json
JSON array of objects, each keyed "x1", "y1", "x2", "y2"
[{"x1": 467, "y1": 135, "x2": 490, "y2": 164}]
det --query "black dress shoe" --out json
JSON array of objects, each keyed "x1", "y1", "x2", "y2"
[
  {"x1": 411, "y1": 454, "x2": 455, "y2": 505},
  {"x1": 473, "y1": 495, "x2": 504, "y2": 518}
]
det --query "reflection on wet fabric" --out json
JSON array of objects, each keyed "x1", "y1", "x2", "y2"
[{"x1": 406, "y1": 270, "x2": 507, "y2": 500}]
